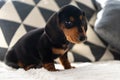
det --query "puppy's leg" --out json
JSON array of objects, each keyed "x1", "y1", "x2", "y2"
[
  {"x1": 5, "y1": 50, "x2": 19, "y2": 69},
  {"x1": 59, "y1": 52, "x2": 74, "y2": 69},
  {"x1": 42, "y1": 62, "x2": 56, "y2": 71}
]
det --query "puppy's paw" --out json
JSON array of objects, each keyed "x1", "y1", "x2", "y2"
[{"x1": 71, "y1": 66, "x2": 75, "y2": 69}]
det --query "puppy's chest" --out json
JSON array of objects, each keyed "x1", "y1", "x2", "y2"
[{"x1": 52, "y1": 44, "x2": 68, "y2": 55}]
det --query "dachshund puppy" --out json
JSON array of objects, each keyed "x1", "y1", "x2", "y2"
[{"x1": 4, "y1": 5, "x2": 87, "y2": 71}]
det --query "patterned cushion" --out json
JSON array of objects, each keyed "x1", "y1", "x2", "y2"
[{"x1": 0, "y1": 0, "x2": 116, "y2": 62}]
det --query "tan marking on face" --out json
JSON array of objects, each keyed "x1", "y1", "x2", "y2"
[
  {"x1": 52, "y1": 47, "x2": 68, "y2": 55},
  {"x1": 42, "y1": 63, "x2": 56, "y2": 71},
  {"x1": 80, "y1": 15, "x2": 83, "y2": 20},
  {"x1": 60, "y1": 23, "x2": 80, "y2": 43},
  {"x1": 70, "y1": 16, "x2": 74, "y2": 22}
]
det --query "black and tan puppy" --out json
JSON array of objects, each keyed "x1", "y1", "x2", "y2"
[{"x1": 4, "y1": 5, "x2": 87, "y2": 71}]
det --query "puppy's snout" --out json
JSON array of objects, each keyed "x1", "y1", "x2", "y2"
[{"x1": 79, "y1": 35, "x2": 87, "y2": 41}]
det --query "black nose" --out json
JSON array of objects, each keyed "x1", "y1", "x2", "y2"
[{"x1": 79, "y1": 36, "x2": 87, "y2": 41}]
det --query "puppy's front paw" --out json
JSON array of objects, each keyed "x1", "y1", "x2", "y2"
[
  {"x1": 71, "y1": 66, "x2": 75, "y2": 69},
  {"x1": 42, "y1": 63, "x2": 56, "y2": 71}
]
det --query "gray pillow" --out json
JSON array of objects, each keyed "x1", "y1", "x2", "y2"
[{"x1": 95, "y1": 0, "x2": 120, "y2": 52}]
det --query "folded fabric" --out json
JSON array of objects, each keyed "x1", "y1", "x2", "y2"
[{"x1": 95, "y1": 0, "x2": 120, "y2": 52}]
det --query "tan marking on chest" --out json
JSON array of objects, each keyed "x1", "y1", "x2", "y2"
[{"x1": 52, "y1": 48, "x2": 68, "y2": 55}]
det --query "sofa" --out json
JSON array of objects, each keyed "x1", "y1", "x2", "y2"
[
  {"x1": 1, "y1": 0, "x2": 120, "y2": 80},
  {"x1": 0, "y1": 0, "x2": 120, "y2": 63}
]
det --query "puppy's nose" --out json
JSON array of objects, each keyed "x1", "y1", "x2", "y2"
[{"x1": 79, "y1": 35, "x2": 87, "y2": 41}]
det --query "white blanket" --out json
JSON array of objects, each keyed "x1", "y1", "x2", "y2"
[{"x1": 0, "y1": 61, "x2": 120, "y2": 80}]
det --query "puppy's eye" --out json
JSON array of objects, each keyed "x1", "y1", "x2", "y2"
[{"x1": 64, "y1": 21, "x2": 73, "y2": 28}]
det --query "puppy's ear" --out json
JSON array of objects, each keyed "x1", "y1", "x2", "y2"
[
  {"x1": 82, "y1": 11, "x2": 88, "y2": 32},
  {"x1": 45, "y1": 13, "x2": 66, "y2": 44},
  {"x1": 82, "y1": 11, "x2": 85, "y2": 16}
]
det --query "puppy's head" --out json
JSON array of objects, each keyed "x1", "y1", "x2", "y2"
[
  {"x1": 58, "y1": 5, "x2": 87, "y2": 44},
  {"x1": 45, "y1": 5, "x2": 87, "y2": 44}
]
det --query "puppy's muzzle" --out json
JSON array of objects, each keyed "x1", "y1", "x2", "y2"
[{"x1": 79, "y1": 35, "x2": 87, "y2": 42}]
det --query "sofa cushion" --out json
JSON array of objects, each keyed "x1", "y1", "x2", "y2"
[
  {"x1": 0, "y1": 0, "x2": 114, "y2": 62},
  {"x1": 95, "y1": 0, "x2": 120, "y2": 53}
]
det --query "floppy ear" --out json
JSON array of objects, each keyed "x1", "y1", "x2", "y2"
[
  {"x1": 45, "y1": 13, "x2": 66, "y2": 44},
  {"x1": 82, "y1": 11, "x2": 88, "y2": 31}
]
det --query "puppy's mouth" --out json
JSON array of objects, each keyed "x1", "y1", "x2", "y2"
[{"x1": 66, "y1": 35, "x2": 87, "y2": 44}]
